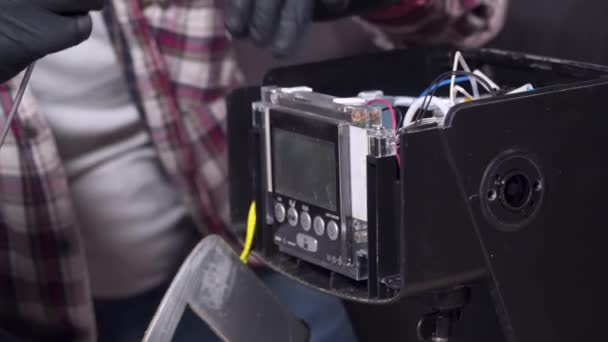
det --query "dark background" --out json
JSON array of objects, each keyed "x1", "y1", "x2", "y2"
[{"x1": 491, "y1": 0, "x2": 608, "y2": 65}]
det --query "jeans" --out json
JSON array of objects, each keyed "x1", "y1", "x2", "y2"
[{"x1": 95, "y1": 270, "x2": 357, "y2": 342}]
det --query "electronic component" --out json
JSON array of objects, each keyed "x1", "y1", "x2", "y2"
[
  {"x1": 253, "y1": 87, "x2": 392, "y2": 280},
  {"x1": 229, "y1": 48, "x2": 608, "y2": 342},
  {"x1": 250, "y1": 62, "x2": 519, "y2": 279},
  {"x1": 246, "y1": 51, "x2": 527, "y2": 284}
]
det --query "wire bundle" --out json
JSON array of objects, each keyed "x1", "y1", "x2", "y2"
[
  {"x1": 401, "y1": 52, "x2": 505, "y2": 128},
  {"x1": 413, "y1": 70, "x2": 496, "y2": 124},
  {"x1": 365, "y1": 52, "x2": 503, "y2": 168}
]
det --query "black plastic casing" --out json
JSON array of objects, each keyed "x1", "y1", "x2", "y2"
[{"x1": 228, "y1": 47, "x2": 608, "y2": 341}]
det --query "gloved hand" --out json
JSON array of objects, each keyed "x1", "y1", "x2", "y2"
[
  {"x1": 224, "y1": 0, "x2": 402, "y2": 56},
  {"x1": 0, "y1": 0, "x2": 104, "y2": 83},
  {"x1": 224, "y1": 0, "x2": 350, "y2": 56}
]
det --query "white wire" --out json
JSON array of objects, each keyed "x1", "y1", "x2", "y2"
[
  {"x1": 467, "y1": 78, "x2": 493, "y2": 94},
  {"x1": 452, "y1": 85, "x2": 475, "y2": 100},
  {"x1": 402, "y1": 96, "x2": 450, "y2": 128},
  {"x1": 393, "y1": 96, "x2": 418, "y2": 107},
  {"x1": 0, "y1": 64, "x2": 35, "y2": 149},
  {"x1": 473, "y1": 69, "x2": 501, "y2": 90},
  {"x1": 449, "y1": 54, "x2": 460, "y2": 106},
  {"x1": 507, "y1": 83, "x2": 534, "y2": 94},
  {"x1": 450, "y1": 51, "x2": 480, "y2": 106}
]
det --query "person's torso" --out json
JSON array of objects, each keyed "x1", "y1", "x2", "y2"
[
  {"x1": 29, "y1": 11, "x2": 196, "y2": 298},
  {"x1": 0, "y1": 1, "x2": 236, "y2": 338}
]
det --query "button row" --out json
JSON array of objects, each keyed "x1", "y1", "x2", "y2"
[{"x1": 274, "y1": 203, "x2": 339, "y2": 240}]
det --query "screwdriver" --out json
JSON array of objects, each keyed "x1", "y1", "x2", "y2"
[{"x1": 0, "y1": 64, "x2": 35, "y2": 149}]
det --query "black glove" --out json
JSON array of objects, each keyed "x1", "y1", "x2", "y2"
[
  {"x1": 224, "y1": 0, "x2": 350, "y2": 56},
  {"x1": 224, "y1": 0, "x2": 403, "y2": 56},
  {"x1": 0, "y1": 0, "x2": 104, "y2": 83}
]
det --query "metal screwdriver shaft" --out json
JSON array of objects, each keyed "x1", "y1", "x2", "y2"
[{"x1": 0, "y1": 64, "x2": 36, "y2": 148}]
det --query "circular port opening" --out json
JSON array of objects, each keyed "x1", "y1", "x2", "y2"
[{"x1": 501, "y1": 172, "x2": 532, "y2": 211}]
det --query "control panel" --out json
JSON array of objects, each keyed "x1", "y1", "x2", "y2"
[
  {"x1": 255, "y1": 86, "x2": 376, "y2": 281},
  {"x1": 272, "y1": 194, "x2": 363, "y2": 277}
]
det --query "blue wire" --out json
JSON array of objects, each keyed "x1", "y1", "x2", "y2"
[{"x1": 419, "y1": 76, "x2": 470, "y2": 97}]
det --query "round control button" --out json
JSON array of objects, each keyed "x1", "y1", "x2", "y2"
[
  {"x1": 274, "y1": 203, "x2": 286, "y2": 223},
  {"x1": 287, "y1": 208, "x2": 299, "y2": 227},
  {"x1": 313, "y1": 216, "x2": 325, "y2": 236},
  {"x1": 300, "y1": 212, "x2": 312, "y2": 231},
  {"x1": 327, "y1": 220, "x2": 339, "y2": 241}
]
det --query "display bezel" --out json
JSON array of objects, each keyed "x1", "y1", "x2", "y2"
[{"x1": 269, "y1": 108, "x2": 341, "y2": 216}]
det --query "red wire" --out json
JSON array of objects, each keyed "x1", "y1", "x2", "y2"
[{"x1": 367, "y1": 98, "x2": 401, "y2": 168}]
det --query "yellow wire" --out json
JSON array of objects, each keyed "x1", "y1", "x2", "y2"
[{"x1": 240, "y1": 201, "x2": 257, "y2": 263}]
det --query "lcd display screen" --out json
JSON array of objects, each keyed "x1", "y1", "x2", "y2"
[{"x1": 273, "y1": 128, "x2": 338, "y2": 211}]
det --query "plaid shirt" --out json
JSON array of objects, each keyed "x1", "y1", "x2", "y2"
[{"x1": 0, "y1": 0, "x2": 506, "y2": 340}]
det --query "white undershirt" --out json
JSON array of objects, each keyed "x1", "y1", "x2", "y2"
[{"x1": 29, "y1": 12, "x2": 194, "y2": 299}]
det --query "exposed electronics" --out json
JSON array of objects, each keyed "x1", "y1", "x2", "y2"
[
  {"x1": 229, "y1": 48, "x2": 608, "y2": 342},
  {"x1": 253, "y1": 87, "x2": 395, "y2": 280}
]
